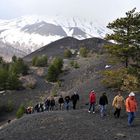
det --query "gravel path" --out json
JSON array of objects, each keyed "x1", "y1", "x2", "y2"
[{"x1": 0, "y1": 108, "x2": 140, "y2": 140}]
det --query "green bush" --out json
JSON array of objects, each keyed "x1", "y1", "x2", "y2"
[
  {"x1": 46, "y1": 57, "x2": 63, "y2": 82},
  {"x1": 64, "y1": 49, "x2": 72, "y2": 58},
  {"x1": 32, "y1": 55, "x2": 48, "y2": 67},
  {"x1": 16, "y1": 105, "x2": 25, "y2": 119},
  {"x1": 70, "y1": 61, "x2": 79, "y2": 69},
  {"x1": 9, "y1": 58, "x2": 29, "y2": 75},
  {"x1": 79, "y1": 47, "x2": 88, "y2": 57},
  {"x1": 46, "y1": 65, "x2": 58, "y2": 82},
  {"x1": 70, "y1": 60, "x2": 74, "y2": 67},
  {"x1": 102, "y1": 68, "x2": 139, "y2": 91},
  {"x1": 102, "y1": 68, "x2": 127, "y2": 89},
  {"x1": 53, "y1": 57, "x2": 63, "y2": 74}
]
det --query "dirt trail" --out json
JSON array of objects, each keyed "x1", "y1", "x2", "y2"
[{"x1": 0, "y1": 109, "x2": 139, "y2": 140}]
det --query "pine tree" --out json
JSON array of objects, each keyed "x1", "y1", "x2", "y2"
[{"x1": 105, "y1": 8, "x2": 140, "y2": 68}]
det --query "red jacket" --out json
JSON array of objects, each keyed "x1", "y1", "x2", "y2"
[{"x1": 89, "y1": 91, "x2": 96, "y2": 103}]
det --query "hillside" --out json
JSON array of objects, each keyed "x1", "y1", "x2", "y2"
[
  {"x1": 0, "y1": 101, "x2": 140, "y2": 140},
  {"x1": 1, "y1": 52, "x2": 140, "y2": 140},
  {"x1": 24, "y1": 36, "x2": 110, "y2": 62},
  {"x1": 0, "y1": 36, "x2": 139, "y2": 140}
]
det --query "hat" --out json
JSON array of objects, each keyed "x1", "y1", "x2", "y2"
[{"x1": 129, "y1": 92, "x2": 135, "y2": 97}]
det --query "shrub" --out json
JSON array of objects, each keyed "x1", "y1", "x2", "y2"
[
  {"x1": 121, "y1": 74, "x2": 139, "y2": 92},
  {"x1": 73, "y1": 61, "x2": 79, "y2": 69},
  {"x1": 53, "y1": 57, "x2": 63, "y2": 74},
  {"x1": 101, "y1": 68, "x2": 127, "y2": 89},
  {"x1": 16, "y1": 105, "x2": 25, "y2": 119},
  {"x1": 102, "y1": 68, "x2": 139, "y2": 91},
  {"x1": 79, "y1": 47, "x2": 88, "y2": 57},
  {"x1": 9, "y1": 58, "x2": 29, "y2": 75},
  {"x1": 64, "y1": 49, "x2": 72, "y2": 58},
  {"x1": 46, "y1": 65, "x2": 58, "y2": 82},
  {"x1": 46, "y1": 57, "x2": 63, "y2": 82},
  {"x1": 70, "y1": 60, "x2": 74, "y2": 67},
  {"x1": 70, "y1": 61, "x2": 79, "y2": 69},
  {"x1": 32, "y1": 55, "x2": 48, "y2": 67}
]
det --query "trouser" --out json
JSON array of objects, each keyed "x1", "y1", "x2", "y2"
[
  {"x1": 59, "y1": 103, "x2": 63, "y2": 110},
  {"x1": 72, "y1": 101, "x2": 77, "y2": 109},
  {"x1": 65, "y1": 102, "x2": 70, "y2": 111},
  {"x1": 89, "y1": 102, "x2": 95, "y2": 112},
  {"x1": 100, "y1": 105, "x2": 106, "y2": 117},
  {"x1": 128, "y1": 112, "x2": 136, "y2": 126},
  {"x1": 114, "y1": 108, "x2": 121, "y2": 118}
]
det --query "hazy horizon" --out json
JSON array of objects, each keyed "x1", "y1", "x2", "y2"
[{"x1": 0, "y1": 0, "x2": 140, "y2": 25}]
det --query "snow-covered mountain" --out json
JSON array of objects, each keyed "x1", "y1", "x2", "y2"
[{"x1": 0, "y1": 15, "x2": 110, "y2": 61}]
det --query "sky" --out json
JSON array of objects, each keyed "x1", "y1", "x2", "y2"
[{"x1": 0, "y1": 0, "x2": 140, "y2": 25}]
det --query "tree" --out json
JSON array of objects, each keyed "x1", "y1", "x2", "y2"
[
  {"x1": 46, "y1": 65, "x2": 58, "y2": 82},
  {"x1": 12, "y1": 55, "x2": 17, "y2": 62},
  {"x1": 105, "y1": 8, "x2": 140, "y2": 68},
  {"x1": 0, "y1": 68, "x2": 8, "y2": 90},
  {"x1": 102, "y1": 8, "x2": 140, "y2": 91},
  {"x1": 0, "y1": 56, "x2": 3, "y2": 64},
  {"x1": 52, "y1": 57, "x2": 63, "y2": 74},
  {"x1": 32, "y1": 56, "x2": 38, "y2": 66},
  {"x1": 46, "y1": 57, "x2": 63, "y2": 82},
  {"x1": 7, "y1": 73, "x2": 21, "y2": 90},
  {"x1": 9, "y1": 58, "x2": 29, "y2": 75}
]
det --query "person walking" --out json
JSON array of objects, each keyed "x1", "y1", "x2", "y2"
[
  {"x1": 45, "y1": 97, "x2": 50, "y2": 111},
  {"x1": 58, "y1": 95, "x2": 64, "y2": 110},
  {"x1": 71, "y1": 92, "x2": 79, "y2": 109},
  {"x1": 112, "y1": 91, "x2": 125, "y2": 118},
  {"x1": 125, "y1": 92, "x2": 138, "y2": 126},
  {"x1": 65, "y1": 95, "x2": 71, "y2": 111},
  {"x1": 99, "y1": 92, "x2": 108, "y2": 117},
  {"x1": 50, "y1": 96, "x2": 55, "y2": 111},
  {"x1": 88, "y1": 90, "x2": 96, "y2": 113}
]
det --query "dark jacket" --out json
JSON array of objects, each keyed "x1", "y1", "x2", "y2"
[
  {"x1": 99, "y1": 95, "x2": 108, "y2": 106},
  {"x1": 50, "y1": 99, "x2": 55, "y2": 106},
  {"x1": 58, "y1": 97, "x2": 64, "y2": 104},
  {"x1": 65, "y1": 96, "x2": 71, "y2": 103},
  {"x1": 71, "y1": 94, "x2": 79, "y2": 102}
]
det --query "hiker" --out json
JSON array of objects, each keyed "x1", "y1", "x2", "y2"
[
  {"x1": 99, "y1": 92, "x2": 108, "y2": 117},
  {"x1": 125, "y1": 92, "x2": 138, "y2": 126},
  {"x1": 50, "y1": 97, "x2": 55, "y2": 111},
  {"x1": 65, "y1": 95, "x2": 71, "y2": 111},
  {"x1": 45, "y1": 97, "x2": 50, "y2": 111},
  {"x1": 40, "y1": 103, "x2": 44, "y2": 112},
  {"x1": 34, "y1": 103, "x2": 44, "y2": 112},
  {"x1": 26, "y1": 106, "x2": 33, "y2": 114},
  {"x1": 71, "y1": 92, "x2": 79, "y2": 109},
  {"x1": 112, "y1": 91, "x2": 125, "y2": 118},
  {"x1": 34, "y1": 103, "x2": 40, "y2": 112},
  {"x1": 88, "y1": 90, "x2": 96, "y2": 113},
  {"x1": 58, "y1": 95, "x2": 64, "y2": 110}
]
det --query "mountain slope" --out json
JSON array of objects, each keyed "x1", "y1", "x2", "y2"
[
  {"x1": 24, "y1": 36, "x2": 110, "y2": 62},
  {"x1": 0, "y1": 15, "x2": 111, "y2": 61}
]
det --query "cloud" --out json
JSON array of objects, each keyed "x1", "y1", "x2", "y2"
[{"x1": 0, "y1": 0, "x2": 140, "y2": 25}]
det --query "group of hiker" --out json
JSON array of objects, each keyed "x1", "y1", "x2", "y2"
[
  {"x1": 25, "y1": 92, "x2": 80, "y2": 114},
  {"x1": 88, "y1": 90, "x2": 138, "y2": 126},
  {"x1": 25, "y1": 89, "x2": 138, "y2": 126}
]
